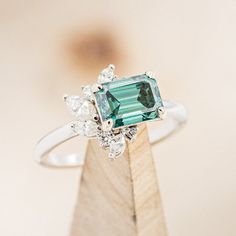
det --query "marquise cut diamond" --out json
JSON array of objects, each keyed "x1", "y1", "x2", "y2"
[
  {"x1": 109, "y1": 135, "x2": 126, "y2": 159},
  {"x1": 82, "y1": 85, "x2": 94, "y2": 100},
  {"x1": 66, "y1": 96, "x2": 96, "y2": 120},
  {"x1": 70, "y1": 121, "x2": 84, "y2": 135},
  {"x1": 70, "y1": 120, "x2": 97, "y2": 137},
  {"x1": 84, "y1": 120, "x2": 98, "y2": 137},
  {"x1": 65, "y1": 96, "x2": 83, "y2": 116},
  {"x1": 77, "y1": 100, "x2": 96, "y2": 121},
  {"x1": 97, "y1": 131, "x2": 113, "y2": 149},
  {"x1": 97, "y1": 64, "x2": 115, "y2": 84}
]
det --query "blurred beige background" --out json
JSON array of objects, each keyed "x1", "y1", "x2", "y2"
[{"x1": 0, "y1": 0, "x2": 236, "y2": 235}]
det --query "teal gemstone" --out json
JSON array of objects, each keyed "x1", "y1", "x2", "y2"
[{"x1": 95, "y1": 74, "x2": 163, "y2": 128}]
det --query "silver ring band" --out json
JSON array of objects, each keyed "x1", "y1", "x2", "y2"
[{"x1": 34, "y1": 100, "x2": 187, "y2": 168}]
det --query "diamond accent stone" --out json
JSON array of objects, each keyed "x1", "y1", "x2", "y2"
[
  {"x1": 97, "y1": 64, "x2": 115, "y2": 84},
  {"x1": 82, "y1": 85, "x2": 94, "y2": 100},
  {"x1": 109, "y1": 135, "x2": 126, "y2": 159},
  {"x1": 70, "y1": 121, "x2": 85, "y2": 135},
  {"x1": 65, "y1": 96, "x2": 83, "y2": 116},
  {"x1": 70, "y1": 120, "x2": 97, "y2": 137},
  {"x1": 84, "y1": 120, "x2": 98, "y2": 137},
  {"x1": 77, "y1": 100, "x2": 96, "y2": 121},
  {"x1": 122, "y1": 126, "x2": 138, "y2": 141},
  {"x1": 97, "y1": 130, "x2": 114, "y2": 149}
]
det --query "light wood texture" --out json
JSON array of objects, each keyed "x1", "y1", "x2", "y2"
[{"x1": 70, "y1": 124, "x2": 167, "y2": 236}]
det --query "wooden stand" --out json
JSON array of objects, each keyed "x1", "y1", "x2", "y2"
[{"x1": 70, "y1": 124, "x2": 167, "y2": 236}]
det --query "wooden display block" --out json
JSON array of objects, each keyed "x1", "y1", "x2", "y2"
[{"x1": 70, "y1": 124, "x2": 167, "y2": 236}]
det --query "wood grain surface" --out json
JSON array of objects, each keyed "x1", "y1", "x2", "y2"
[{"x1": 70, "y1": 124, "x2": 167, "y2": 236}]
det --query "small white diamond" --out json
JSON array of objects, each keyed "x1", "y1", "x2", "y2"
[
  {"x1": 82, "y1": 85, "x2": 94, "y2": 100},
  {"x1": 97, "y1": 131, "x2": 114, "y2": 149},
  {"x1": 70, "y1": 121, "x2": 85, "y2": 135},
  {"x1": 70, "y1": 120, "x2": 97, "y2": 137},
  {"x1": 77, "y1": 100, "x2": 96, "y2": 121},
  {"x1": 97, "y1": 64, "x2": 115, "y2": 84},
  {"x1": 109, "y1": 135, "x2": 126, "y2": 159},
  {"x1": 122, "y1": 126, "x2": 138, "y2": 142},
  {"x1": 65, "y1": 96, "x2": 83, "y2": 116},
  {"x1": 84, "y1": 120, "x2": 98, "y2": 137}
]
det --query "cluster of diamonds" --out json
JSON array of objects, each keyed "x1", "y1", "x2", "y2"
[{"x1": 64, "y1": 65, "x2": 138, "y2": 159}]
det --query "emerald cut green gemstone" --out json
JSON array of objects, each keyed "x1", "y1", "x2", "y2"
[{"x1": 95, "y1": 74, "x2": 163, "y2": 128}]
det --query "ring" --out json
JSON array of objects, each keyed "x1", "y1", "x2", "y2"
[{"x1": 34, "y1": 65, "x2": 187, "y2": 167}]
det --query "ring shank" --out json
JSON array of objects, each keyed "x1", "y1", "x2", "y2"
[
  {"x1": 148, "y1": 100, "x2": 187, "y2": 144},
  {"x1": 34, "y1": 100, "x2": 187, "y2": 168}
]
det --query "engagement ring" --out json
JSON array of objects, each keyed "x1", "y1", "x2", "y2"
[{"x1": 34, "y1": 65, "x2": 187, "y2": 167}]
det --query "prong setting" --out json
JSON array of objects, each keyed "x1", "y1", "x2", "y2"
[
  {"x1": 108, "y1": 64, "x2": 115, "y2": 70},
  {"x1": 158, "y1": 107, "x2": 166, "y2": 119},
  {"x1": 63, "y1": 65, "x2": 164, "y2": 160},
  {"x1": 91, "y1": 83, "x2": 103, "y2": 93},
  {"x1": 63, "y1": 94, "x2": 68, "y2": 102},
  {"x1": 97, "y1": 64, "x2": 115, "y2": 84},
  {"x1": 101, "y1": 119, "x2": 113, "y2": 132},
  {"x1": 145, "y1": 71, "x2": 155, "y2": 79},
  {"x1": 93, "y1": 114, "x2": 99, "y2": 122}
]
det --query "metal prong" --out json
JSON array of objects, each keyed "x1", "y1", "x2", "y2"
[
  {"x1": 158, "y1": 107, "x2": 166, "y2": 119},
  {"x1": 122, "y1": 126, "x2": 138, "y2": 142},
  {"x1": 108, "y1": 64, "x2": 115, "y2": 70},
  {"x1": 102, "y1": 119, "x2": 113, "y2": 131},
  {"x1": 145, "y1": 71, "x2": 155, "y2": 79},
  {"x1": 63, "y1": 94, "x2": 68, "y2": 102},
  {"x1": 93, "y1": 114, "x2": 99, "y2": 122},
  {"x1": 112, "y1": 75, "x2": 118, "y2": 80},
  {"x1": 108, "y1": 152, "x2": 116, "y2": 160},
  {"x1": 125, "y1": 134, "x2": 135, "y2": 142},
  {"x1": 91, "y1": 83, "x2": 103, "y2": 93}
]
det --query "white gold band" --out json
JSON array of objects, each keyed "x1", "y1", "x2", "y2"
[{"x1": 34, "y1": 100, "x2": 187, "y2": 168}]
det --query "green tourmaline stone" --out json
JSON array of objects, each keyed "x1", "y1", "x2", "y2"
[{"x1": 95, "y1": 74, "x2": 163, "y2": 128}]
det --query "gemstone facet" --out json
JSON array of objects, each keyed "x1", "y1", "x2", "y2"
[{"x1": 95, "y1": 74, "x2": 163, "y2": 128}]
